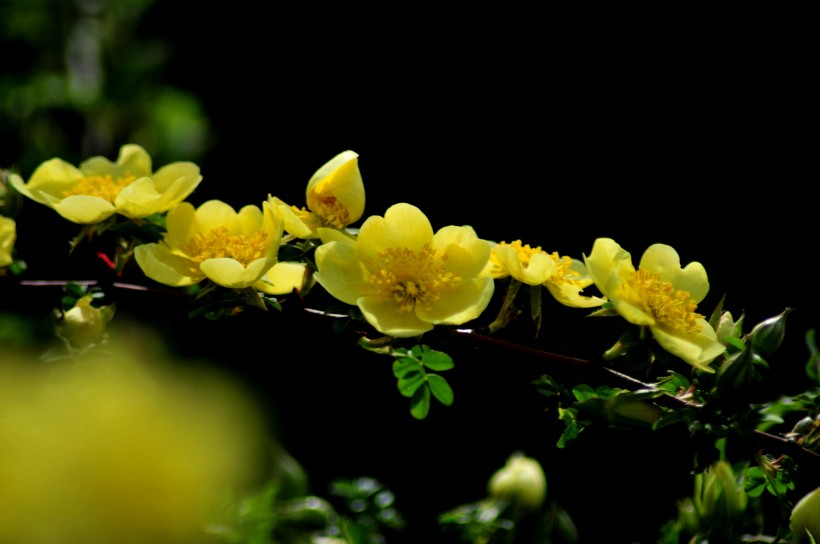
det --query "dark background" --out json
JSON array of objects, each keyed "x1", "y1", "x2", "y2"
[{"x1": 1, "y1": 3, "x2": 816, "y2": 543}]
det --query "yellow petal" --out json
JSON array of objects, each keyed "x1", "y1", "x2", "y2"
[
  {"x1": 80, "y1": 143, "x2": 152, "y2": 178},
  {"x1": 415, "y1": 277, "x2": 495, "y2": 326},
  {"x1": 134, "y1": 243, "x2": 201, "y2": 286},
  {"x1": 306, "y1": 150, "x2": 365, "y2": 226},
  {"x1": 357, "y1": 203, "x2": 434, "y2": 265},
  {"x1": 12, "y1": 158, "x2": 83, "y2": 205},
  {"x1": 640, "y1": 244, "x2": 710, "y2": 303},
  {"x1": 583, "y1": 238, "x2": 634, "y2": 298},
  {"x1": 544, "y1": 281, "x2": 605, "y2": 308},
  {"x1": 0, "y1": 216, "x2": 16, "y2": 267},
  {"x1": 358, "y1": 296, "x2": 434, "y2": 338},
  {"x1": 651, "y1": 319, "x2": 725, "y2": 372},
  {"x1": 200, "y1": 257, "x2": 273, "y2": 289},
  {"x1": 255, "y1": 262, "x2": 308, "y2": 295},
  {"x1": 433, "y1": 225, "x2": 492, "y2": 280},
  {"x1": 51, "y1": 195, "x2": 118, "y2": 224},
  {"x1": 313, "y1": 241, "x2": 367, "y2": 306}
]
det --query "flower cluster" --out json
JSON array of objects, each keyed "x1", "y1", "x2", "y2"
[{"x1": 2, "y1": 144, "x2": 819, "y2": 544}]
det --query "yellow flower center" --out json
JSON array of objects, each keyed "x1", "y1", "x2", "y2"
[
  {"x1": 63, "y1": 173, "x2": 138, "y2": 202},
  {"x1": 367, "y1": 244, "x2": 461, "y2": 313},
  {"x1": 310, "y1": 194, "x2": 350, "y2": 229},
  {"x1": 622, "y1": 268, "x2": 702, "y2": 333},
  {"x1": 181, "y1": 226, "x2": 269, "y2": 266}
]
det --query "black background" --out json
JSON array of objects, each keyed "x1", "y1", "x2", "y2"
[{"x1": 2, "y1": 5, "x2": 817, "y2": 543}]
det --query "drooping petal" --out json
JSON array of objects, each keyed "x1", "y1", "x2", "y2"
[
  {"x1": 544, "y1": 281, "x2": 606, "y2": 308},
  {"x1": 415, "y1": 276, "x2": 495, "y2": 326},
  {"x1": 651, "y1": 319, "x2": 725, "y2": 372},
  {"x1": 50, "y1": 195, "x2": 117, "y2": 224},
  {"x1": 134, "y1": 243, "x2": 202, "y2": 286},
  {"x1": 314, "y1": 241, "x2": 368, "y2": 306},
  {"x1": 11, "y1": 158, "x2": 83, "y2": 205},
  {"x1": 200, "y1": 257, "x2": 273, "y2": 289},
  {"x1": 255, "y1": 262, "x2": 308, "y2": 295},
  {"x1": 358, "y1": 296, "x2": 434, "y2": 338}
]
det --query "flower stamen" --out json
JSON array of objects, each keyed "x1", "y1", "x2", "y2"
[
  {"x1": 622, "y1": 268, "x2": 702, "y2": 333},
  {"x1": 181, "y1": 226, "x2": 269, "y2": 266},
  {"x1": 63, "y1": 173, "x2": 138, "y2": 202},
  {"x1": 366, "y1": 244, "x2": 461, "y2": 313}
]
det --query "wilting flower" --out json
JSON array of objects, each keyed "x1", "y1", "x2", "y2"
[
  {"x1": 314, "y1": 203, "x2": 494, "y2": 338},
  {"x1": 488, "y1": 452, "x2": 547, "y2": 512},
  {"x1": 0, "y1": 215, "x2": 15, "y2": 267},
  {"x1": 583, "y1": 238, "x2": 725, "y2": 371},
  {"x1": 482, "y1": 240, "x2": 604, "y2": 308},
  {"x1": 268, "y1": 150, "x2": 364, "y2": 239},
  {"x1": 0, "y1": 334, "x2": 268, "y2": 544},
  {"x1": 9, "y1": 143, "x2": 202, "y2": 224},
  {"x1": 134, "y1": 199, "x2": 283, "y2": 289}
]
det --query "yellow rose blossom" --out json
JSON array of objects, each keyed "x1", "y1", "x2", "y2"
[
  {"x1": 583, "y1": 238, "x2": 725, "y2": 372},
  {"x1": 483, "y1": 239, "x2": 604, "y2": 308},
  {"x1": 314, "y1": 203, "x2": 494, "y2": 338},
  {"x1": 134, "y1": 199, "x2": 283, "y2": 289},
  {"x1": 0, "y1": 215, "x2": 15, "y2": 267},
  {"x1": 268, "y1": 150, "x2": 364, "y2": 239},
  {"x1": 0, "y1": 335, "x2": 268, "y2": 544},
  {"x1": 9, "y1": 143, "x2": 202, "y2": 224}
]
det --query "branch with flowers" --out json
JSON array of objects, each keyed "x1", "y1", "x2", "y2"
[{"x1": 1, "y1": 145, "x2": 819, "y2": 544}]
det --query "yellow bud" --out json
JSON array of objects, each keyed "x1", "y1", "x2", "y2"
[
  {"x1": 58, "y1": 295, "x2": 115, "y2": 348},
  {"x1": 488, "y1": 452, "x2": 547, "y2": 512}
]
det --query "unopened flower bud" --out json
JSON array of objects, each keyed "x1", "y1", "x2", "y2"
[
  {"x1": 715, "y1": 311, "x2": 744, "y2": 345},
  {"x1": 716, "y1": 347, "x2": 761, "y2": 397},
  {"x1": 488, "y1": 452, "x2": 547, "y2": 512},
  {"x1": 59, "y1": 295, "x2": 115, "y2": 349},
  {"x1": 749, "y1": 309, "x2": 790, "y2": 356},
  {"x1": 790, "y1": 486, "x2": 820, "y2": 542}
]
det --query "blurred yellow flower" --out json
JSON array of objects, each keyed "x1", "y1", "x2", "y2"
[
  {"x1": 791, "y1": 485, "x2": 820, "y2": 542},
  {"x1": 0, "y1": 335, "x2": 268, "y2": 544},
  {"x1": 9, "y1": 143, "x2": 202, "y2": 224},
  {"x1": 488, "y1": 452, "x2": 547, "y2": 512},
  {"x1": 314, "y1": 203, "x2": 494, "y2": 338},
  {"x1": 0, "y1": 214, "x2": 15, "y2": 267},
  {"x1": 134, "y1": 199, "x2": 283, "y2": 289},
  {"x1": 583, "y1": 238, "x2": 725, "y2": 371},
  {"x1": 483, "y1": 240, "x2": 604, "y2": 308},
  {"x1": 269, "y1": 150, "x2": 364, "y2": 239}
]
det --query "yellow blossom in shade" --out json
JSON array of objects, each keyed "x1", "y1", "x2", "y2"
[
  {"x1": 9, "y1": 143, "x2": 202, "y2": 224},
  {"x1": 482, "y1": 240, "x2": 605, "y2": 308},
  {"x1": 134, "y1": 199, "x2": 284, "y2": 289},
  {"x1": 790, "y1": 486, "x2": 820, "y2": 542},
  {"x1": 583, "y1": 238, "x2": 725, "y2": 372},
  {"x1": 314, "y1": 203, "x2": 494, "y2": 338},
  {"x1": 0, "y1": 215, "x2": 15, "y2": 267},
  {"x1": 0, "y1": 334, "x2": 268, "y2": 544},
  {"x1": 268, "y1": 150, "x2": 364, "y2": 239}
]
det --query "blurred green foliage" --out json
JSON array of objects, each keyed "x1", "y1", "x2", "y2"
[{"x1": 0, "y1": 0, "x2": 211, "y2": 176}]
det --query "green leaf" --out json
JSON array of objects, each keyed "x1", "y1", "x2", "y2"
[
  {"x1": 410, "y1": 385, "x2": 430, "y2": 419},
  {"x1": 393, "y1": 358, "x2": 420, "y2": 379},
  {"x1": 398, "y1": 371, "x2": 425, "y2": 397},
  {"x1": 419, "y1": 348, "x2": 454, "y2": 371},
  {"x1": 427, "y1": 374, "x2": 454, "y2": 406}
]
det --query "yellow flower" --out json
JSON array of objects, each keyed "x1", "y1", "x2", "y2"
[
  {"x1": 314, "y1": 203, "x2": 494, "y2": 338},
  {"x1": 583, "y1": 238, "x2": 725, "y2": 371},
  {"x1": 0, "y1": 215, "x2": 15, "y2": 267},
  {"x1": 0, "y1": 334, "x2": 268, "y2": 544},
  {"x1": 58, "y1": 294, "x2": 116, "y2": 349},
  {"x1": 269, "y1": 150, "x2": 364, "y2": 239},
  {"x1": 790, "y1": 486, "x2": 820, "y2": 542},
  {"x1": 134, "y1": 199, "x2": 283, "y2": 289},
  {"x1": 483, "y1": 240, "x2": 604, "y2": 308},
  {"x1": 9, "y1": 144, "x2": 202, "y2": 224}
]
